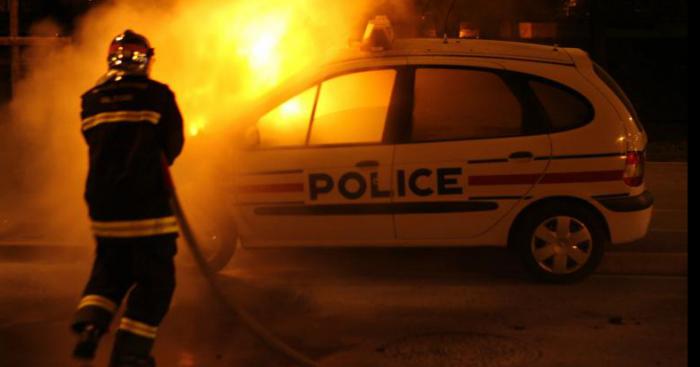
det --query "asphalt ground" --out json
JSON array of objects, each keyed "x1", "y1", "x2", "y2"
[{"x1": 0, "y1": 261, "x2": 687, "y2": 367}]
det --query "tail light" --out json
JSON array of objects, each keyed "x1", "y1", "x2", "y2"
[{"x1": 623, "y1": 151, "x2": 645, "y2": 187}]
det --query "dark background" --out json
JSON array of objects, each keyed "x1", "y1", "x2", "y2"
[{"x1": 0, "y1": 0, "x2": 688, "y2": 159}]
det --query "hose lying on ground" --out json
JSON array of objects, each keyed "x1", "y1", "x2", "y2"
[{"x1": 161, "y1": 157, "x2": 319, "y2": 367}]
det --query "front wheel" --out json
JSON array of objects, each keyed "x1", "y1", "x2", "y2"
[
  {"x1": 512, "y1": 204, "x2": 606, "y2": 283},
  {"x1": 176, "y1": 207, "x2": 238, "y2": 273}
]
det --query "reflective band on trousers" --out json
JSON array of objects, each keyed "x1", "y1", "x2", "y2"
[
  {"x1": 119, "y1": 318, "x2": 158, "y2": 339},
  {"x1": 78, "y1": 294, "x2": 118, "y2": 314},
  {"x1": 91, "y1": 216, "x2": 179, "y2": 238},
  {"x1": 81, "y1": 110, "x2": 161, "y2": 131}
]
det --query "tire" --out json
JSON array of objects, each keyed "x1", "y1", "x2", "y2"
[
  {"x1": 199, "y1": 229, "x2": 238, "y2": 273},
  {"x1": 177, "y1": 210, "x2": 238, "y2": 273},
  {"x1": 511, "y1": 203, "x2": 607, "y2": 283}
]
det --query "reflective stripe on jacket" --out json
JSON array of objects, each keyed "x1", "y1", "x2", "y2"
[
  {"x1": 81, "y1": 74, "x2": 184, "y2": 231},
  {"x1": 91, "y1": 216, "x2": 179, "y2": 238}
]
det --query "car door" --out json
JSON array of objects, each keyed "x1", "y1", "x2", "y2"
[
  {"x1": 392, "y1": 65, "x2": 552, "y2": 240},
  {"x1": 236, "y1": 68, "x2": 399, "y2": 246}
]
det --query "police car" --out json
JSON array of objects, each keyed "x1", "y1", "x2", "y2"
[{"x1": 229, "y1": 18, "x2": 653, "y2": 282}]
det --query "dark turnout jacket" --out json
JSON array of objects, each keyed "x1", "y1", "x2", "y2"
[{"x1": 80, "y1": 73, "x2": 184, "y2": 238}]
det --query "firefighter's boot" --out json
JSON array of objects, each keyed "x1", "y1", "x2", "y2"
[
  {"x1": 110, "y1": 330, "x2": 156, "y2": 367},
  {"x1": 72, "y1": 323, "x2": 104, "y2": 360}
]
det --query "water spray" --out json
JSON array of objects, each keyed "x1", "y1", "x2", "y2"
[{"x1": 160, "y1": 156, "x2": 318, "y2": 367}]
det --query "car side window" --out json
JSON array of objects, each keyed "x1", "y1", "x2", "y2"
[
  {"x1": 257, "y1": 86, "x2": 317, "y2": 148},
  {"x1": 528, "y1": 79, "x2": 593, "y2": 131},
  {"x1": 411, "y1": 68, "x2": 523, "y2": 142},
  {"x1": 309, "y1": 69, "x2": 396, "y2": 145},
  {"x1": 593, "y1": 63, "x2": 642, "y2": 131}
]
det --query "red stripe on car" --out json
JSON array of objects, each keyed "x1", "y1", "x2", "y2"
[
  {"x1": 237, "y1": 183, "x2": 304, "y2": 193},
  {"x1": 469, "y1": 170, "x2": 624, "y2": 186}
]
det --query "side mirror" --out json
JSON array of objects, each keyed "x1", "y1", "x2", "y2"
[{"x1": 243, "y1": 125, "x2": 260, "y2": 149}]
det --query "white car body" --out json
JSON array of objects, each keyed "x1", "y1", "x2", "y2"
[{"x1": 232, "y1": 38, "x2": 653, "y2": 252}]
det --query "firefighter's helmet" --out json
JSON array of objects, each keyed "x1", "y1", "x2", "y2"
[{"x1": 107, "y1": 30, "x2": 154, "y2": 74}]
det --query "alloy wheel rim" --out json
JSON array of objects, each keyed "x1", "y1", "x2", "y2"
[{"x1": 530, "y1": 216, "x2": 593, "y2": 275}]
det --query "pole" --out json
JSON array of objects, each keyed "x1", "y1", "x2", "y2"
[{"x1": 9, "y1": 0, "x2": 20, "y2": 93}]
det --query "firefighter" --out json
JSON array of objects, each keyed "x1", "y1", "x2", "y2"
[{"x1": 71, "y1": 29, "x2": 184, "y2": 367}]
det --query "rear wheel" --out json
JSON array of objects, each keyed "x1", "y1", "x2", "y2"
[{"x1": 512, "y1": 203, "x2": 606, "y2": 283}]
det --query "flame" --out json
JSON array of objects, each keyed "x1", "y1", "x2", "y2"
[
  {"x1": 188, "y1": 116, "x2": 207, "y2": 137},
  {"x1": 256, "y1": 86, "x2": 316, "y2": 146},
  {"x1": 0, "y1": 0, "x2": 420, "y2": 244},
  {"x1": 5, "y1": 1, "x2": 375, "y2": 139},
  {"x1": 237, "y1": 13, "x2": 289, "y2": 86},
  {"x1": 141, "y1": 0, "x2": 374, "y2": 137},
  {"x1": 280, "y1": 99, "x2": 303, "y2": 118}
]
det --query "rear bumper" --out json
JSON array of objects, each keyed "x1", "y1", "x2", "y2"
[
  {"x1": 596, "y1": 190, "x2": 654, "y2": 212},
  {"x1": 596, "y1": 191, "x2": 654, "y2": 244}
]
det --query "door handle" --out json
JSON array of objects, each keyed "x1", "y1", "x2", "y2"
[
  {"x1": 508, "y1": 151, "x2": 534, "y2": 161},
  {"x1": 355, "y1": 160, "x2": 380, "y2": 168}
]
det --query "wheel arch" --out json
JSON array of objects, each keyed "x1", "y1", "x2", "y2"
[{"x1": 507, "y1": 196, "x2": 611, "y2": 249}]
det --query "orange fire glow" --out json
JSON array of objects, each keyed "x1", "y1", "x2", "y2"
[
  {"x1": 144, "y1": 0, "x2": 373, "y2": 137},
  {"x1": 8, "y1": 1, "x2": 377, "y2": 140},
  {"x1": 0, "y1": 0, "x2": 384, "y2": 244}
]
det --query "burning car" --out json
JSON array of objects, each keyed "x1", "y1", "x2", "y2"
[{"x1": 217, "y1": 17, "x2": 653, "y2": 282}]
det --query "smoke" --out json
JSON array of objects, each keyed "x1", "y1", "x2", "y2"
[{"x1": 0, "y1": 0, "x2": 412, "y2": 246}]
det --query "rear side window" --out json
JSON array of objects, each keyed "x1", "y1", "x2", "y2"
[
  {"x1": 411, "y1": 68, "x2": 523, "y2": 142},
  {"x1": 594, "y1": 63, "x2": 643, "y2": 131},
  {"x1": 257, "y1": 86, "x2": 317, "y2": 147},
  {"x1": 529, "y1": 80, "x2": 593, "y2": 131},
  {"x1": 309, "y1": 69, "x2": 396, "y2": 145}
]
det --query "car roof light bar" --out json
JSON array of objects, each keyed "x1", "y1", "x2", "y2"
[{"x1": 361, "y1": 15, "x2": 394, "y2": 51}]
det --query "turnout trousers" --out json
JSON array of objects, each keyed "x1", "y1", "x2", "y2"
[{"x1": 72, "y1": 234, "x2": 177, "y2": 359}]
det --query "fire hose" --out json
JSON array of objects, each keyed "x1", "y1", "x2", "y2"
[{"x1": 161, "y1": 156, "x2": 318, "y2": 367}]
